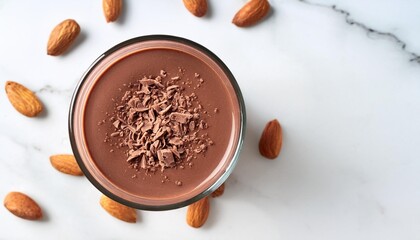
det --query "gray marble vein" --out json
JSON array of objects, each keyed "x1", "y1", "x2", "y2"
[
  {"x1": 35, "y1": 85, "x2": 73, "y2": 95},
  {"x1": 297, "y1": 0, "x2": 420, "y2": 63}
]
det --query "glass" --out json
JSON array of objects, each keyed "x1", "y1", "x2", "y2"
[{"x1": 69, "y1": 35, "x2": 246, "y2": 210}]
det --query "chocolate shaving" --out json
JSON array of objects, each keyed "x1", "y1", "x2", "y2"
[
  {"x1": 134, "y1": 107, "x2": 148, "y2": 112},
  {"x1": 112, "y1": 120, "x2": 121, "y2": 128},
  {"x1": 171, "y1": 147, "x2": 181, "y2": 159},
  {"x1": 140, "y1": 155, "x2": 147, "y2": 169},
  {"x1": 153, "y1": 118, "x2": 161, "y2": 133},
  {"x1": 127, "y1": 149, "x2": 146, "y2": 162},
  {"x1": 160, "y1": 70, "x2": 167, "y2": 77},
  {"x1": 141, "y1": 122, "x2": 153, "y2": 132},
  {"x1": 189, "y1": 121, "x2": 195, "y2": 131},
  {"x1": 106, "y1": 70, "x2": 214, "y2": 174},
  {"x1": 157, "y1": 149, "x2": 175, "y2": 167},
  {"x1": 110, "y1": 132, "x2": 120, "y2": 137},
  {"x1": 170, "y1": 112, "x2": 193, "y2": 124},
  {"x1": 166, "y1": 85, "x2": 179, "y2": 91},
  {"x1": 140, "y1": 78, "x2": 164, "y2": 88},
  {"x1": 152, "y1": 127, "x2": 167, "y2": 141},
  {"x1": 158, "y1": 105, "x2": 172, "y2": 115},
  {"x1": 148, "y1": 109, "x2": 155, "y2": 123},
  {"x1": 169, "y1": 137, "x2": 183, "y2": 145}
]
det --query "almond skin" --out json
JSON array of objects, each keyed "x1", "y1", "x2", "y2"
[
  {"x1": 47, "y1": 19, "x2": 80, "y2": 56},
  {"x1": 182, "y1": 0, "x2": 208, "y2": 17},
  {"x1": 50, "y1": 154, "x2": 83, "y2": 176},
  {"x1": 5, "y1": 81, "x2": 43, "y2": 117},
  {"x1": 211, "y1": 183, "x2": 225, "y2": 198},
  {"x1": 4, "y1": 192, "x2": 43, "y2": 220},
  {"x1": 232, "y1": 0, "x2": 270, "y2": 27},
  {"x1": 259, "y1": 119, "x2": 282, "y2": 159},
  {"x1": 186, "y1": 197, "x2": 210, "y2": 228},
  {"x1": 100, "y1": 195, "x2": 137, "y2": 223},
  {"x1": 103, "y1": 0, "x2": 122, "y2": 23}
]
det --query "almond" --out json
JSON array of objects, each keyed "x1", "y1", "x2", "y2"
[
  {"x1": 232, "y1": 0, "x2": 270, "y2": 27},
  {"x1": 182, "y1": 0, "x2": 208, "y2": 17},
  {"x1": 186, "y1": 197, "x2": 210, "y2": 228},
  {"x1": 100, "y1": 195, "x2": 137, "y2": 223},
  {"x1": 47, "y1": 19, "x2": 80, "y2": 56},
  {"x1": 259, "y1": 119, "x2": 282, "y2": 159},
  {"x1": 50, "y1": 154, "x2": 83, "y2": 176},
  {"x1": 4, "y1": 192, "x2": 43, "y2": 220},
  {"x1": 5, "y1": 81, "x2": 43, "y2": 117},
  {"x1": 103, "y1": 0, "x2": 122, "y2": 23},
  {"x1": 211, "y1": 183, "x2": 225, "y2": 198}
]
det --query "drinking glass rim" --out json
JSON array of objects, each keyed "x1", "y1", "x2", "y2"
[{"x1": 68, "y1": 35, "x2": 246, "y2": 210}]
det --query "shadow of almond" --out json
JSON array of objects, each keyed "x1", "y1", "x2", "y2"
[
  {"x1": 36, "y1": 99, "x2": 49, "y2": 119},
  {"x1": 39, "y1": 205, "x2": 51, "y2": 223},
  {"x1": 61, "y1": 30, "x2": 87, "y2": 57},
  {"x1": 202, "y1": 0, "x2": 214, "y2": 19},
  {"x1": 115, "y1": 0, "x2": 129, "y2": 26}
]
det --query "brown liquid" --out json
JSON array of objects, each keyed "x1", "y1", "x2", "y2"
[{"x1": 83, "y1": 48, "x2": 237, "y2": 199}]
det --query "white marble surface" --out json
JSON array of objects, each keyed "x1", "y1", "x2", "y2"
[{"x1": 1, "y1": 0, "x2": 420, "y2": 239}]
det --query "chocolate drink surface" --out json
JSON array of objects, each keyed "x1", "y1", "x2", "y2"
[{"x1": 71, "y1": 36, "x2": 244, "y2": 209}]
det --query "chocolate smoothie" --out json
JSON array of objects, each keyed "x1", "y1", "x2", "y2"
[{"x1": 70, "y1": 36, "x2": 244, "y2": 209}]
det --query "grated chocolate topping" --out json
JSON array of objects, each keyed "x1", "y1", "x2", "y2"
[{"x1": 106, "y1": 70, "x2": 213, "y2": 176}]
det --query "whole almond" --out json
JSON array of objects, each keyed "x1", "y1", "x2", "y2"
[
  {"x1": 4, "y1": 192, "x2": 43, "y2": 220},
  {"x1": 47, "y1": 19, "x2": 80, "y2": 56},
  {"x1": 182, "y1": 0, "x2": 208, "y2": 17},
  {"x1": 211, "y1": 183, "x2": 225, "y2": 198},
  {"x1": 5, "y1": 81, "x2": 43, "y2": 117},
  {"x1": 50, "y1": 154, "x2": 83, "y2": 176},
  {"x1": 100, "y1": 195, "x2": 137, "y2": 223},
  {"x1": 103, "y1": 0, "x2": 122, "y2": 23},
  {"x1": 232, "y1": 0, "x2": 270, "y2": 27},
  {"x1": 186, "y1": 197, "x2": 210, "y2": 228},
  {"x1": 259, "y1": 119, "x2": 282, "y2": 159}
]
